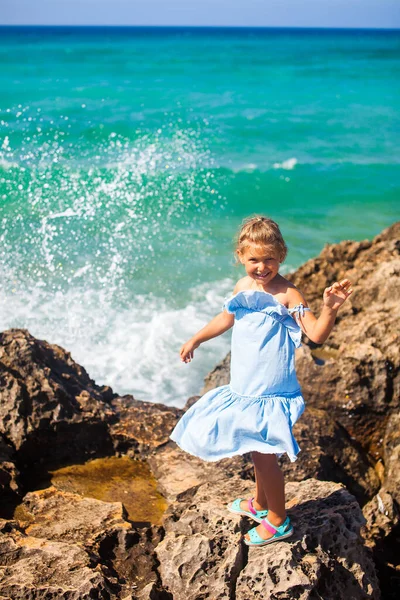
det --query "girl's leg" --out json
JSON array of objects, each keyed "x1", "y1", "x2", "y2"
[
  {"x1": 254, "y1": 459, "x2": 269, "y2": 509},
  {"x1": 239, "y1": 454, "x2": 268, "y2": 511},
  {"x1": 244, "y1": 452, "x2": 286, "y2": 541}
]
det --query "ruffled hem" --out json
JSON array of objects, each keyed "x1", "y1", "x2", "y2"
[
  {"x1": 169, "y1": 384, "x2": 305, "y2": 464},
  {"x1": 170, "y1": 434, "x2": 300, "y2": 463}
]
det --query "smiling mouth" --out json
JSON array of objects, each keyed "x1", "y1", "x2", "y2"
[{"x1": 255, "y1": 272, "x2": 269, "y2": 278}]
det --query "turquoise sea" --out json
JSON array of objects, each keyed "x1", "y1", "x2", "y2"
[{"x1": 0, "y1": 27, "x2": 399, "y2": 406}]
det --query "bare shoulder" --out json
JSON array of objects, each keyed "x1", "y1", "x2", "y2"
[
  {"x1": 233, "y1": 276, "x2": 252, "y2": 294},
  {"x1": 285, "y1": 282, "x2": 309, "y2": 308}
]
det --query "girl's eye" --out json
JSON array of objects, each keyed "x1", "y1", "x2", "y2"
[{"x1": 249, "y1": 257, "x2": 273, "y2": 262}]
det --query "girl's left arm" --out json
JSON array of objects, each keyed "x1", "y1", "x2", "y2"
[{"x1": 287, "y1": 279, "x2": 353, "y2": 344}]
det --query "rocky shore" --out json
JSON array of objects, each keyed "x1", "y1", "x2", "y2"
[{"x1": 0, "y1": 222, "x2": 399, "y2": 599}]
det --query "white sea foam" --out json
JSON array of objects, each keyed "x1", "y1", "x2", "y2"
[
  {"x1": 1, "y1": 136, "x2": 10, "y2": 151},
  {"x1": 0, "y1": 278, "x2": 234, "y2": 409},
  {"x1": 232, "y1": 163, "x2": 258, "y2": 173},
  {"x1": 273, "y1": 158, "x2": 298, "y2": 170},
  {"x1": 47, "y1": 208, "x2": 80, "y2": 219},
  {"x1": 0, "y1": 157, "x2": 18, "y2": 170}
]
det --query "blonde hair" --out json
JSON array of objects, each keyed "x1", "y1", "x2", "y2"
[{"x1": 235, "y1": 215, "x2": 287, "y2": 263}]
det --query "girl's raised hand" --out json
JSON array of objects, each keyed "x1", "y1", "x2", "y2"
[
  {"x1": 180, "y1": 339, "x2": 200, "y2": 363},
  {"x1": 323, "y1": 279, "x2": 353, "y2": 310}
]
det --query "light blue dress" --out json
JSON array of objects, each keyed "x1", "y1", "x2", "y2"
[{"x1": 170, "y1": 290, "x2": 309, "y2": 463}]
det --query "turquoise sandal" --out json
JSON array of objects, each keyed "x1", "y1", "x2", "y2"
[
  {"x1": 227, "y1": 497, "x2": 269, "y2": 523},
  {"x1": 244, "y1": 515, "x2": 293, "y2": 546}
]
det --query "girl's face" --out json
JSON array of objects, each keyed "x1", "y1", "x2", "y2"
[{"x1": 237, "y1": 244, "x2": 281, "y2": 286}]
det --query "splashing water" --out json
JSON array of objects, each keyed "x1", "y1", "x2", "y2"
[{"x1": 0, "y1": 103, "x2": 233, "y2": 405}]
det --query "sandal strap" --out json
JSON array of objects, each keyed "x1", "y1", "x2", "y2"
[
  {"x1": 261, "y1": 515, "x2": 290, "y2": 535},
  {"x1": 247, "y1": 497, "x2": 257, "y2": 516},
  {"x1": 261, "y1": 517, "x2": 277, "y2": 534}
]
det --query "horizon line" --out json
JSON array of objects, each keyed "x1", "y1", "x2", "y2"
[{"x1": 1, "y1": 24, "x2": 399, "y2": 31}]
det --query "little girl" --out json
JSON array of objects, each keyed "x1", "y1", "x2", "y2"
[{"x1": 170, "y1": 216, "x2": 353, "y2": 547}]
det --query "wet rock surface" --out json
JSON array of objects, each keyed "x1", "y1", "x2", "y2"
[{"x1": 47, "y1": 456, "x2": 168, "y2": 525}]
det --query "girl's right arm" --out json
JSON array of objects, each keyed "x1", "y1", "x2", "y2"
[
  {"x1": 180, "y1": 310, "x2": 234, "y2": 363},
  {"x1": 180, "y1": 278, "x2": 249, "y2": 363}
]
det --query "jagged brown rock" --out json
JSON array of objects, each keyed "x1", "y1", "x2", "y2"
[
  {"x1": 148, "y1": 442, "x2": 254, "y2": 502},
  {"x1": 201, "y1": 355, "x2": 231, "y2": 395},
  {"x1": 110, "y1": 395, "x2": 182, "y2": 457},
  {"x1": 0, "y1": 519, "x2": 113, "y2": 599},
  {"x1": 288, "y1": 223, "x2": 399, "y2": 456},
  {"x1": 0, "y1": 434, "x2": 19, "y2": 503},
  {"x1": 280, "y1": 407, "x2": 380, "y2": 504},
  {"x1": 156, "y1": 476, "x2": 380, "y2": 600},
  {"x1": 362, "y1": 412, "x2": 400, "y2": 599},
  {"x1": 0, "y1": 329, "x2": 116, "y2": 467},
  {"x1": 236, "y1": 479, "x2": 380, "y2": 600},
  {"x1": 363, "y1": 490, "x2": 398, "y2": 548},
  {"x1": 10, "y1": 487, "x2": 165, "y2": 599},
  {"x1": 382, "y1": 412, "x2": 400, "y2": 506},
  {"x1": 18, "y1": 486, "x2": 131, "y2": 545}
]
